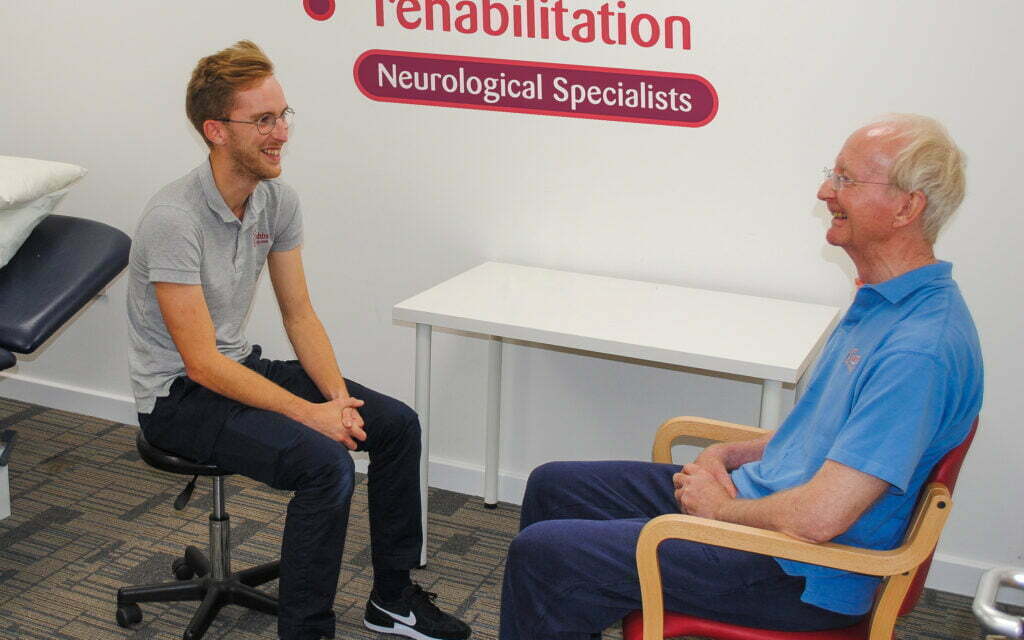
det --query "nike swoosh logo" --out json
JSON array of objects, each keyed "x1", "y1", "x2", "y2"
[{"x1": 372, "y1": 600, "x2": 417, "y2": 626}]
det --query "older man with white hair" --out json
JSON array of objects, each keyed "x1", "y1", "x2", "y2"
[{"x1": 498, "y1": 114, "x2": 984, "y2": 639}]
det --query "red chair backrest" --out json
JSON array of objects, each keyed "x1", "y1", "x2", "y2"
[{"x1": 898, "y1": 416, "x2": 979, "y2": 615}]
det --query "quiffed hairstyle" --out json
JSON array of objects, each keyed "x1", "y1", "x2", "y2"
[
  {"x1": 186, "y1": 40, "x2": 274, "y2": 147},
  {"x1": 870, "y1": 114, "x2": 967, "y2": 244}
]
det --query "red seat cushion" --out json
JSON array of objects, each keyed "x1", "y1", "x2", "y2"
[{"x1": 622, "y1": 610, "x2": 870, "y2": 640}]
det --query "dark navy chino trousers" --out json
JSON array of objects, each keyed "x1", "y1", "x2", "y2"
[
  {"x1": 499, "y1": 461, "x2": 863, "y2": 639},
  {"x1": 139, "y1": 346, "x2": 422, "y2": 640}
]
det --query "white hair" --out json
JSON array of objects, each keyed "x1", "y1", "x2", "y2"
[{"x1": 866, "y1": 114, "x2": 966, "y2": 244}]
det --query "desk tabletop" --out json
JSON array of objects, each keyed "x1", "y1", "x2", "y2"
[{"x1": 393, "y1": 262, "x2": 841, "y2": 383}]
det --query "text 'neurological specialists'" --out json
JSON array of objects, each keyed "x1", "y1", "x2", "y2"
[{"x1": 354, "y1": 51, "x2": 718, "y2": 127}]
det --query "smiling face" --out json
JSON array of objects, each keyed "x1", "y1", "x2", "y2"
[
  {"x1": 219, "y1": 76, "x2": 289, "y2": 181},
  {"x1": 818, "y1": 125, "x2": 910, "y2": 254}
]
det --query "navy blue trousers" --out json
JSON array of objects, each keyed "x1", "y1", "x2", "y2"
[
  {"x1": 499, "y1": 461, "x2": 863, "y2": 639},
  {"x1": 139, "y1": 346, "x2": 422, "y2": 640}
]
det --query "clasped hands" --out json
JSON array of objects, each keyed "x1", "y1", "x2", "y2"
[
  {"x1": 307, "y1": 396, "x2": 366, "y2": 450},
  {"x1": 673, "y1": 448, "x2": 738, "y2": 519}
]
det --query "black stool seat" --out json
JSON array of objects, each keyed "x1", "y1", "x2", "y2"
[
  {"x1": 136, "y1": 432, "x2": 227, "y2": 476},
  {"x1": 117, "y1": 430, "x2": 280, "y2": 639}
]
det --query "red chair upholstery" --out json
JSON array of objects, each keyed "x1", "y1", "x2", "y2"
[{"x1": 623, "y1": 416, "x2": 979, "y2": 640}]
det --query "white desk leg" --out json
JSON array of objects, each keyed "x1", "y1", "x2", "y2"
[
  {"x1": 484, "y1": 337, "x2": 503, "y2": 508},
  {"x1": 415, "y1": 323, "x2": 431, "y2": 566},
  {"x1": 760, "y1": 379, "x2": 783, "y2": 429},
  {"x1": 795, "y1": 369, "x2": 809, "y2": 402}
]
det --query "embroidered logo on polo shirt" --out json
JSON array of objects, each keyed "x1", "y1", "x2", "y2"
[
  {"x1": 844, "y1": 348, "x2": 861, "y2": 372},
  {"x1": 252, "y1": 231, "x2": 270, "y2": 246}
]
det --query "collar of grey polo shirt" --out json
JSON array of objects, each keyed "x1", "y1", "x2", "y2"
[{"x1": 196, "y1": 157, "x2": 268, "y2": 228}]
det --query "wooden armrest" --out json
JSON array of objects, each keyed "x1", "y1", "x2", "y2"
[
  {"x1": 634, "y1": 483, "x2": 952, "y2": 640},
  {"x1": 652, "y1": 416, "x2": 769, "y2": 464}
]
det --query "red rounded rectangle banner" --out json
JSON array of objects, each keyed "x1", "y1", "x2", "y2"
[{"x1": 354, "y1": 50, "x2": 717, "y2": 127}]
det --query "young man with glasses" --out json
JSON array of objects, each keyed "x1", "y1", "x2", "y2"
[
  {"x1": 499, "y1": 115, "x2": 982, "y2": 639},
  {"x1": 126, "y1": 40, "x2": 471, "y2": 640}
]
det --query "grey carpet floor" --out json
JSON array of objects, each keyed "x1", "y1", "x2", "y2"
[{"x1": 0, "y1": 397, "x2": 1013, "y2": 640}]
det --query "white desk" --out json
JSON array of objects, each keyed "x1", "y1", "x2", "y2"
[{"x1": 394, "y1": 262, "x2": 840, "y2": 563}]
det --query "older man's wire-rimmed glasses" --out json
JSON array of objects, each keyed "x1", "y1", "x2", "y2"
[
  {"x1": 215, "y1": 108, "x2": 294, "y2": 135},
  {"x1": 822, "y1": 167, "x2": 896, "y2": 191}
]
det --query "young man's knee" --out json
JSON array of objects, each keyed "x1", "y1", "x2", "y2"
[
  {"x1": 320, "y1": 453, "x2": 356, "y2": 492},
  {"x1": 292, "y1": 447, "x2": 356, "y2": 502},
  {"x1": 380, "y1": 400, "x2": 421, "y2": 444},
  {"x1": 397, "y1": 401, "x2": 420, "y2": 429}
]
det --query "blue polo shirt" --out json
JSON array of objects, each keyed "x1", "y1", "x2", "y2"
[{"x1": 731, "y1": 261, "x2": 983, "y2": 616}]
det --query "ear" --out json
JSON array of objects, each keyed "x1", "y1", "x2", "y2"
[
  {"x1": 893, "y1": 190, "x2": 927, "y2": 229},
  {"x1": 203, "y1": 119, "x2": 228, "y2": 147}
]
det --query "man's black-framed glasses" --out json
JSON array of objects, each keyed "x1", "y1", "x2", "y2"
[{"x1": 215, "y1": 108, "x2": 294, "y2": 135}]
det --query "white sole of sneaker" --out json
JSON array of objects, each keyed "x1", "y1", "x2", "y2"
[{"x1": 365, "y1": 618, "x2": 463, "y2": 640}]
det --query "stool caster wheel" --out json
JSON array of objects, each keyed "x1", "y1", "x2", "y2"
[
  {"x1": 184, "y1": 545, "x2": 210, "y2": 577},
  {"x1": 172, "y1": 556, "x2": 195, "y2": 580},
  {"x1": 116, "y1": 603, "x2": 142, "y2": 627}
]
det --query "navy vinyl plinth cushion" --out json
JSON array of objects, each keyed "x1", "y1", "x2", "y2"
[{"x1": 0, "y1": 215, "x2": 130, "y2": 354}]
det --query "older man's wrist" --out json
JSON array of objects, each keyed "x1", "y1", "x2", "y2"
[{"x1": 710, "y1": 494, "x2": 738, "y2": 522}]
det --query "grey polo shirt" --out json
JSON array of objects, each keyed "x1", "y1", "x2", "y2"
[{"x1": 126, "y1": 159, "x2": 303, "y2": 413}]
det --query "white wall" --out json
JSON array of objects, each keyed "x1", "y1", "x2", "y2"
[{"x1": 3, "y1": 0, "x2": 1022, "y2": 601}]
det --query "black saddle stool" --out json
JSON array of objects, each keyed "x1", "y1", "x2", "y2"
[{"x1": 116, "y1": 432, "x2": 281, "y2": 639}]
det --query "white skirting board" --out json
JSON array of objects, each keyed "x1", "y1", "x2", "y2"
[
  {"x1": 1, "y1": 372, "x2": 1020, "y2": 606},
  {"x1": 0, "y1": 372, "x2": 140, "y2": 426}
]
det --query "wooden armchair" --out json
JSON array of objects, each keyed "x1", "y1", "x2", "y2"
[{"x1": 623, "y1": 415, "x2": 978, "y2": 640}]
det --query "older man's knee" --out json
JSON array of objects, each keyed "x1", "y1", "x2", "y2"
[
  {"x1": 509, "y1": 520, "x2": 572, "y2": 569},
  {"x1": 522, "y1": 460, "x2": 578, "y2": 506}
]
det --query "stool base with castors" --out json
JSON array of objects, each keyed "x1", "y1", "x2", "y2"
[{"x1": 116, "y1": 432, "x2": 281, "y2": 640}]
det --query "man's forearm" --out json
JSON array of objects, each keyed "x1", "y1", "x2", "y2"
[
  {"x1": 713, "y1": 489, "x2": 813, "y2": 541},
  {"x1": 704, "y1": 459, "x2": 888, "y2": 544},
  {"x1": 713, "y1": 433, "x2": 773, "y2": 470},
  {"x1": 187, "y1": 352, "x2": 312, "y2": 423},
  {"x1": 282, "y1": 312, "x2": 349, "y2": 400}
]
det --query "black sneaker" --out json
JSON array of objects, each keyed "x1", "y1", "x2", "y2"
[{"x1": 364, "y1": 584, "x2": 471, "y2": 640}]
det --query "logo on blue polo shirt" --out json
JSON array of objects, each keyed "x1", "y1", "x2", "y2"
[{"x1": 844, "y1": 348, "x2": 861, "y2": 372}]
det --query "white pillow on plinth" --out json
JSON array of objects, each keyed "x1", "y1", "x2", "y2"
[
  {"x1": 0, "y1": 188, "x2": 71, "y2": 268},
  {"x1": 0, "y1": 156, "x2": 87, "y2": 210}
]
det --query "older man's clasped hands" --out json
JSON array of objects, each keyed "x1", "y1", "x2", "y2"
[{"x1": 673, "y1": 444, "x2": 739, "y2": 518}]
